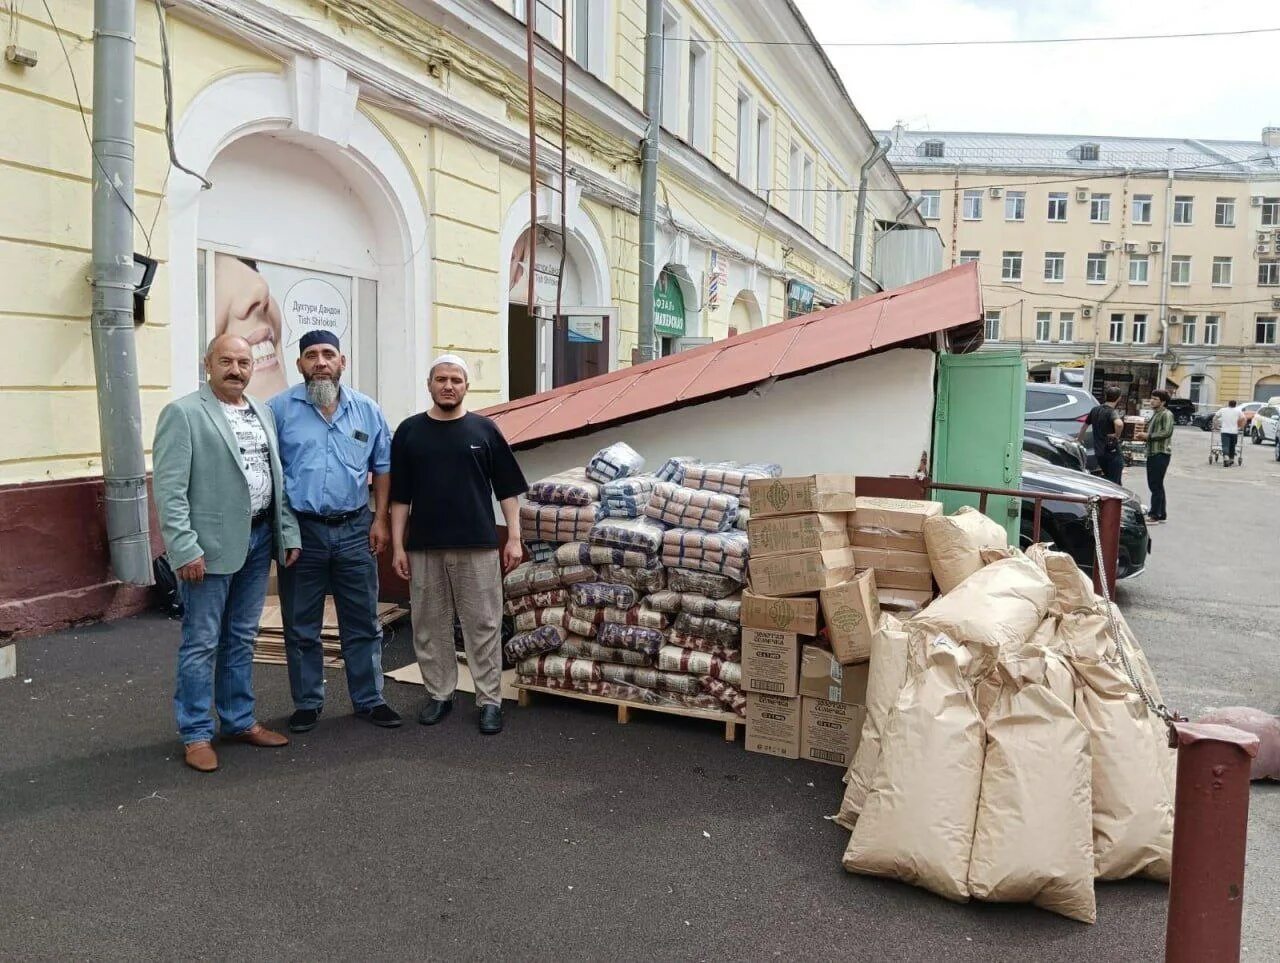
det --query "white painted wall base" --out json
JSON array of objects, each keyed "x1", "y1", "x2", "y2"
[{"x1": 0, "y1": 644, "x2": 16, "y2": 681}]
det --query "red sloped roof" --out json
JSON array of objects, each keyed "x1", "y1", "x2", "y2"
[{"x1": 482, "y1": 261, "x2": 981, "y2": 448}]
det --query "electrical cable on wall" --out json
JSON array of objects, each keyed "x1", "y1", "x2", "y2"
[{"x1": 153, "y1": 0, "x2": 213, "y2": 190}]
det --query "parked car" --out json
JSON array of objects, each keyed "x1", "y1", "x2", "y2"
[
  {"x1": 1195, "y1": 400, "x2": 1267, "y2": 431},
  {"x1": 1024, "y1": 383, "x2": 1097, "y2": 434},
  {"x1": 1165, "y1": 398, "x2": 1196, "y2": 426},
  {"x1": 1023, "y1": 425, "x2": 1091, "y2": 473},
  {"x1": 1019, "y1": 454, "x2": 1150, "y2": 581},
  {"x1": 1249, "y1": 405, "x2": 1280, "y2": 444}
]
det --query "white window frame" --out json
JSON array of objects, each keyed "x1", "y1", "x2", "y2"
[
  {"x1": 1005, "y1": 191, "x2": 1026, "y2": 221},
  {"x1": 1108, "y1": 313, "x2": 1125, "y2": 344},
  {"x1": 1204, "y1": 314, "x2": 1221, "y2": 346},
  {"x1": 984, "y1": 309, "x2": 1001, "y2": 342},
  {"x1": 1058, "y1": 311, "x2": 1075, "y2": 343},
  {"x1": 755, "y1": 109, "x2": 771, "y2": 196},
  {"x1": 918, "y1": 189, "x2": 941, "y2": 220},
  {"x1": 1043, "y1": 251, "x2": 1065, "y2": 282},
  {"x1": 1132, "y1": 313, "x2": 1148, "y2": 344},
  {"x1": 1086, "y1": 253, "x2": 1108, "y2": 284},
  {"x1": 685, "y1": 34, "x2": 710, "y2": 152},
  {"x1": 1262, "y1": 198, "x2": 1280, "y2": 227},
  {"x1": 1181, "y1": 315, "x2": 1197, "y2": 345},
  {"x1": 1212, "y1": 256, "x2": 1233, "y2": 287},
  {"x1": 827, "y1": 183, "x2": 845, "y2": 252},
  {"x1": 1132, "y1": 194, "x2": 1153, "y2": 224},
  {"x1": 1129, "y1": 254, "x2": 1149, "y2": 285},
  {"x1": 788, "y1": 141, "x2": 802, "y2": 219},
  {"x1": 801, "y1": 154, "x2": 815, "y2": 229},
  {"x1": 1170, "y1": 255, "x2": 1192, "y2": 286},
  {"x1": 1214, "y1": 197, "x2": 1236, "y2": 227},
  {"x1": 1257, "y1": 315, "x2": 1277, "y2": 346},
  {"x1": 1259, "y1": 260, "x2": 1280, "y2": 287},
  {"x1": 958, "y1": 249, "x2": 980, "y2": 264},
  {"x1": 1047, "y1": 193, "x2": 1068, "y2": 222},
  {"x1": 660, "y1": 7, "x2": 682, "y2": 133},
  {"x1": 1001, "y1": 250, "x2": 1022, "y2": 282},
  {"x1": 1173, "y1": 195, "x2": 1194, "y2": 225},
  {"x1": 963, "y1": 189, "x2": 983, "y2": 221},
  {"x1": 1090, "y1": 193, "x2": 1111, "y2": 223},
  {"x1": 1034, "y1": 310, "x2": 1052, "y2": 343},
  {"x1": 735, "y1": 89, "x2": 753, "y2": 186}
]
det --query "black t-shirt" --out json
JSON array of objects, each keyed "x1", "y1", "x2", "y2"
[
  {"x1": 1087, "y1": 404, "x2": 1121, "y2": 458},
  {"x1": 389, "y1": 411, "x2": 528, "y2": 550}
]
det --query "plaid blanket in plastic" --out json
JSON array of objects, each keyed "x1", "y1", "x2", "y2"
[
  {"x1": 554, "y1": 541, "x2": 656, "y2": 570},
  {"x1": 585, "y1": 442, "x2": 645, "y2": 484},
  {"x1": 513, "y1": 606, "x2": 568, "y2": 633},
  {"x1": 557, "y1": 636, "x2": 654, "y2": 667},
  {"x1": 599, "y1": 474, "x2": 659, "y2": 519},
  {"x1": 699, "y1": 676, "x2": 747, "y2": 716},
  {"x1": 570, "y1": 581, "x2": 638, "y2": 609},
  {"x1": 682, "y1": 462, "x2": 781, "y2": 508},
  {"x1": 503, "y1": 562, "x2": 563, "y2": 599},
  {"x1": 599, "y1": 564, "x2": 665, "y2": 594},
  {"x1": 503, "y1": 625, "x2": 566, "y2": 663},
  {"x1": 673, "y1": 612, "x2": 741, "y2": 646},
  {"x1": 588, "y1": 517, "x2": 666, "y2": 557},
  {"x1": 603, "y1": 604, "x2": 669, "y2": 631},
  {"x1": 504, "y1": 588, "x2": 569, "y2": 617},
  {"x1": 599, "y1": 663, "x2": 703, "y2": 696},
  {"x1": 645, "y1": 482, "x2": 739, "y2": 533},
  {"x1": 660, "y1": 531, "x2": 749, "y2": 581},
  {"x1": 520, "y1": 675, "x2": 725, "y2": 714},
  {"x1": 526, "y1": 468, "x2": 600, "y2": 506},
  {"x1": 657, "y1": 645, "x2": 743, "y2": 686},
  {"x1": 557, "y1": 564, "x2": 598, "y2": 586},
  {"x1": 666, "y1": 629, "x2": 741, "y2": 662},
  {"x1": 596, "y1": 622, "x2": 665, "y2": 656},
  {"x1": 516, "y1": 652, "x2": 601, "y2": 683},
  {"x1": 666, "y1": 568, "x2": 743, "y2": 600},
  {"x1": 655, "y1": 456, "x2": 700, "y2": 485},
  {"x1": 520, "y1": 502, "x2": 599, "y2": 544}
]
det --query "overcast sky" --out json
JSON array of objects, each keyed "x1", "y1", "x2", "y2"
[{"x1": 791, "y1": 0, "x2": 1280, "y2": 143}]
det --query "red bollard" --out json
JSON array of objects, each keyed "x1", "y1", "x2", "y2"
[
  {"x1": 1165, "y1": 722, "x2": 1260, "y2": 963},
  {"x1": 1092, "y1": 495, "x2": 1122, "y2": 598}
]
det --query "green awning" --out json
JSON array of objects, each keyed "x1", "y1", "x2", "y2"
[{"x1": 654, "y1": 270, "x2": 686, "y2": 338}]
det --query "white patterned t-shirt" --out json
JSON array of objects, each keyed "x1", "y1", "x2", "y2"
[{"x1": 219, "y1": 400, "x2": 273, "y2": 514}]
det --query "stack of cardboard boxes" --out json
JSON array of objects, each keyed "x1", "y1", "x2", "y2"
[{"x1": 740, "y1": 478, "x2": 944, "y2": 766}]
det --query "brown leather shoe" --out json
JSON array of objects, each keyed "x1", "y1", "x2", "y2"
[
  {"x1": 226, "y1": 723, "x2": 289, "y2": 748},
  {"x1": 184, "y1": 741, "x2": 219, "y2": 773}
]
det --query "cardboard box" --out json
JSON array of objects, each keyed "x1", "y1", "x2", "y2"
[
  {"x1": 819, "y1": 570, "x2": 881, "y2": 665},
  {"x1": 748, "y1": 512, "x2": 850, "y2": 558},
  {"x1": 853, "y1": 496, "x2": 944, "y2": 533},
  {"x1": 741, "y1": 590, "x2": 820, "y2": 635},
  {"x1": 799, "y1": 644, "x2": 871, "y2": 703},
  {"x1": 748, "y1": 547, "x2": 858, "y2": 598},
  {"x1": 746, "y1": 693, "x2": 801, "y2": 759},
  {"x1": 877, "y1": 587, "x2": 935, "y2": 613},
  {"x1": 801, "y1": 697, "x2": 866, "y2": 767},
  {"x1": 742, "y1": 628, "x2": 801, "y2": 697},
  {"x1": 849, "y1": 524, "x2": 927, "y2": 554},
  {"x1": 749, "y1": 474, "x2": 857, "y2": 518},
  {"x1": 852, "y1": 547, "x2": 934, "y2": 591}
]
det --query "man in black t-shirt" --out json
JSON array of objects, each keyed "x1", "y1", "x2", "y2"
[
  {"x1": 1078, "y1": 385, "x2": 1126, "y2": 486},
  {"x1": 389, "y1": 354, "x2": 527, "y2": 734}
]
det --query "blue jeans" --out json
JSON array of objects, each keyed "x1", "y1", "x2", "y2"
[
  {"x1": 278, "y1": 507, "x2": 385, "y2": 713},
  {"x1": 174, "y1": 521, "x2": 273, "y2": 744}
]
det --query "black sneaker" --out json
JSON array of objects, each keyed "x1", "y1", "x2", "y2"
[
  {"x1": 356, "y1": 703, "x2": 403, "y2": 728},
  {"x1": 478, "y1": 704, "x2": 504, "y2": 735},
  {"x1": 289, "y1": 707, "x2": 321, "y2": 733},
  {"x1": 417, "y1": 697, "x2": 453, "y2": 726}
]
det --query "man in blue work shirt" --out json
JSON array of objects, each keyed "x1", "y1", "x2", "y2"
[{"x1": 267, "y1": 330, "x2": 401, "y2": 732}]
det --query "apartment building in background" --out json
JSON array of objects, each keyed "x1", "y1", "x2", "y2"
[{"x1": 885, "y1": 127, "x2": 1280, "y2": 410}]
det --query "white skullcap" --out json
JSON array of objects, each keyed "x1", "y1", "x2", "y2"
[{"x1": 429, "y1": 353, "x2": 470, "y2": 380}]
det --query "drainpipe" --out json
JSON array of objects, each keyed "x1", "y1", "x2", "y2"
[
  {"x1": 1157, "y1": 150, "x2": 1175, "y2": 389},
  {"x1": 637, "y1": 0, "x2": 663, "y2": 363},
  {"x1": 91, "y1": 0, "x2": 152, "y2": 585},
  {"x1": 850, "y1": 136, "x2": 892, "y2": 300}
]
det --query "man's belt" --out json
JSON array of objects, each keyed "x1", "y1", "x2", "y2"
[
  {"x1": 250, "y1": 509, "x2": 272, "y2": 527},
  {"x1": 297, "y1": 508, "x2": 365, "y2": 525}
]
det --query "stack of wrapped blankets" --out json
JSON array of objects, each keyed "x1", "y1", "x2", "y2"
[{"x1": 506, "y1": 443, "x2": 783, "y2": 719}]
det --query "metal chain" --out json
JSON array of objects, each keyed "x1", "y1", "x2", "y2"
[{"x1": 1085, "y1": 498, "x2": 1176, "y2": 725}]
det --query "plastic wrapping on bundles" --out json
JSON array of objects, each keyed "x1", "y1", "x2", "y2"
[
  {"x1": 666, "y1": 630, "x2": 740, "y2": 662},
  {"x1": 504, "y1": 624, "x2": 567, "y2": 663},
  {"x1": 660, "y1": 529, "x2": 749, "y2": 580},
  {"x1": 682, "y1": 462, "x2": 781, "y2": 508},
  {"x1": 558, "y1": 564, "x2": 598, "y2": 586},
  {"x1": 599, "y1": 662, "x2": 703, "y2": 696},
  {"x1": 564, "y1": 612, "x2": 599, "y2": 638},
  {"x1": 599, "y1": 564, "x2": 665, "y2": 595},
  {"x1": 657, "y1": 645, "x2": 742, "y2": 687},
  {"x1": 1026, "y1": 543, "x2": 1098, "y2": 615},
  {"x1": 554, "y1": 541, "x2": 655, "y2": 570},
  {"x1": 570, "y1": 581, "x2": 637, "y2": 610},
  {"x1": 844, "y1": 635, "x2": 985, "y2": 902},
  {"x1": 673, "y1": 612, "x2": 740, "y2": 646},
  {"x1": 530, "y1": 674, "x2": 724, "y2": 712},
  {"x1": 603, "y1": 604, "x2": 669, "y2": 631},
  {"x1": 566, "y1": 602, "x2": 605, "y2": 627},
  {"x1": 504, "y1": 588, "x2": 568, "y2": 617},
  {"x1": 597, "y1": 622, "x2": 665, "y2": 656},
  {"x1": 967, "y1": 652, "x2": 1096, "y2": 924},
  {"x1": 923, "y1": 506, "x2": 1009, "y2": 595},
  {"x1": 907, "y1": 555, "x2": 1054, "y2": 674},
  {"x1": 656, "y1": 456, "x2": 700, "y2": 484},
  {"x1": 1196, "y1": 707, "x2": 1280, "y2": 781},
  {"x1": 520, "y1": 502, "x2": 599, "y2": 544},
  {"x1": 589, "y1": 516, "x2": 666, "y2": 557},
  {"x1": 516, "y1": 651, "x2": 599, "y2": 683},
  {"x1": 667, "y1": 568, "x2": 741, "y2": 600},
  {"x1": 586, "y1": 442, "x2": 645, "y2": 484},
  {"x1": 527, "y1": 469, "x2": 600, "y2": 506},
  {"x1": 503, "y1": 561, "x2": 563, "y2": 599},
  {"x1": 558, "y1": 635, "x2": 653, "y2": 667},
  {"x1": 700, "y1": 676, "x2": 747, "y2": 715},
  {"x1": 645, "y1": 482, "x2": 739, "y2": 532},
  {"x1": 513, "y1": 606, "x2": 567, "y2": 633},
  {"x1": 599, "y1": 474, "x2": 659, "y2": 519},
  {"x1": 645, "y1": 590, "x2": 683, "y2": 614},
  {"x1": 525, "y1": 541, "x2": 556, "y2": 564},
  {"x1": 836, "y1": 614, "x2": 909, "y2": 829}
]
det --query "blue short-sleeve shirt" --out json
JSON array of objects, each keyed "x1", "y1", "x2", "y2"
[{"x1": 267, "y1": 383, "x2": 391, "y2": 516}]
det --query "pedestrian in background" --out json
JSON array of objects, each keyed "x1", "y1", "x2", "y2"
[
  {"x1": 267, "y1": 331, "x2": 401, "y2": 733},
  {"x1": 1216, "y1": 399, "x2": 1243, "y2": 467},
  {"x1": 389, "y1": 355, "x2": 527, "y2": 735},
  {"x1": 1145, "y1": 389, "x2": 1174, "y2": 524},
  {"x1": 1080, "y1": 385, "x2": 1126, "y2": 486},
  {"x1": 153, "y1": 334, "x2": 301, "y2": 772}
]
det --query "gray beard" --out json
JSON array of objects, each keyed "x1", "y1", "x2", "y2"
[{"x1": 306, "y1": 378, "x2": 340, "y2": 408}]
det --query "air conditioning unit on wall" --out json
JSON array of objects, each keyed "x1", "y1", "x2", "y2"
[
  {"x1": 1123, "y1": 242, "x2": 1139, "y2": 253},
  {"x1": 1148, "y1": 240, "x2": 1164, "y2": 253},
  {"x1": 1075, "y1": 188, "x2": 1089, "y2": 202},
  {"x1": 1258, "y1": 242, "x2": 1272, "y2": 255},
  {"x1": 1253, "y1": 196, "x2": 1265, "y2": 207},
  {"x1": 989, "y1": 187, "x2": 1003, "y2": 199},
  {"x1": 1272, "y1": 297, "x2": 1280, "y2": 310},
  {"x1": 1080, "y1": 305, "x2": 1094, "y2": 318},
  {"x1": 1101, "y1": 240, "x2": 1117, "y2": 252}
]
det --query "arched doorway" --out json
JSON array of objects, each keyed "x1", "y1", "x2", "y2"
[
  {"x1": 729, "y1": 289, "x2": 764, "y2": 335},
  {"x1": 655, "y1": 264, "x2": 700, "y2": 355},
  {"x1": 1254, "y1": 375, "x2": 1280, "y2": 402}
]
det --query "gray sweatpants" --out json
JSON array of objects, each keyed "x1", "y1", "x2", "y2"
[{"x1": 408, "y1": 548, "x2": 503, "y2": 707}]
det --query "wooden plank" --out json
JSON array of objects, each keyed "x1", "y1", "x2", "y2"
[{"x1": 515, "y1": 682, "x2": 742, "y2": 742}]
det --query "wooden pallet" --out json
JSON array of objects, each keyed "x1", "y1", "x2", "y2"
[{"x1": 515, "y1": 682, "x2": 740, "y2": 742}]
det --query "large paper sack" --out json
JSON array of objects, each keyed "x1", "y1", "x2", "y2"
[{"x1": 924, "y1": 506, "x2": 1009, "y2": 595}]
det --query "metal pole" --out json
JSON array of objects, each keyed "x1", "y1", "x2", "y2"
[
  {"x1": 1157, "y1": 152, "x2": 1174, "y2": 389},
  {"x1": 1165, "y1": 721, "x2": 1259, "y2": 963},
  {"x1": 637, "y1": 0, "x2": 663, "y2": 363},
  {"x1": 525, "y1": 5, "x2": 538, "y2": 315},
  {"x1": 91, "y1": 0, "x2": 152, "y2": 586},
  {"x1": 850, "y1": 137, "x2": 892, "y2": 300}
]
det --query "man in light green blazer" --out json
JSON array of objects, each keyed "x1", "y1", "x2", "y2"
[{"x1": 153, "y1": 334, "x2": 302, "y2": 772}]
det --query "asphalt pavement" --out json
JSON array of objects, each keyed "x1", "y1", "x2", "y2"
[{"x1": 0, "y1": 425, "x2": 1274, "y2": 962}]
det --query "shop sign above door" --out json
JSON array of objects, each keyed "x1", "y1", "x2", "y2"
[{"x1": 654, "y1": 269, "x2": 686, "y2": 338}]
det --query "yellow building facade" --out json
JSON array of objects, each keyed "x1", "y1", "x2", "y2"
[{"x1": 0, "y1": 0, "x2": 920, "y2": 636}]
